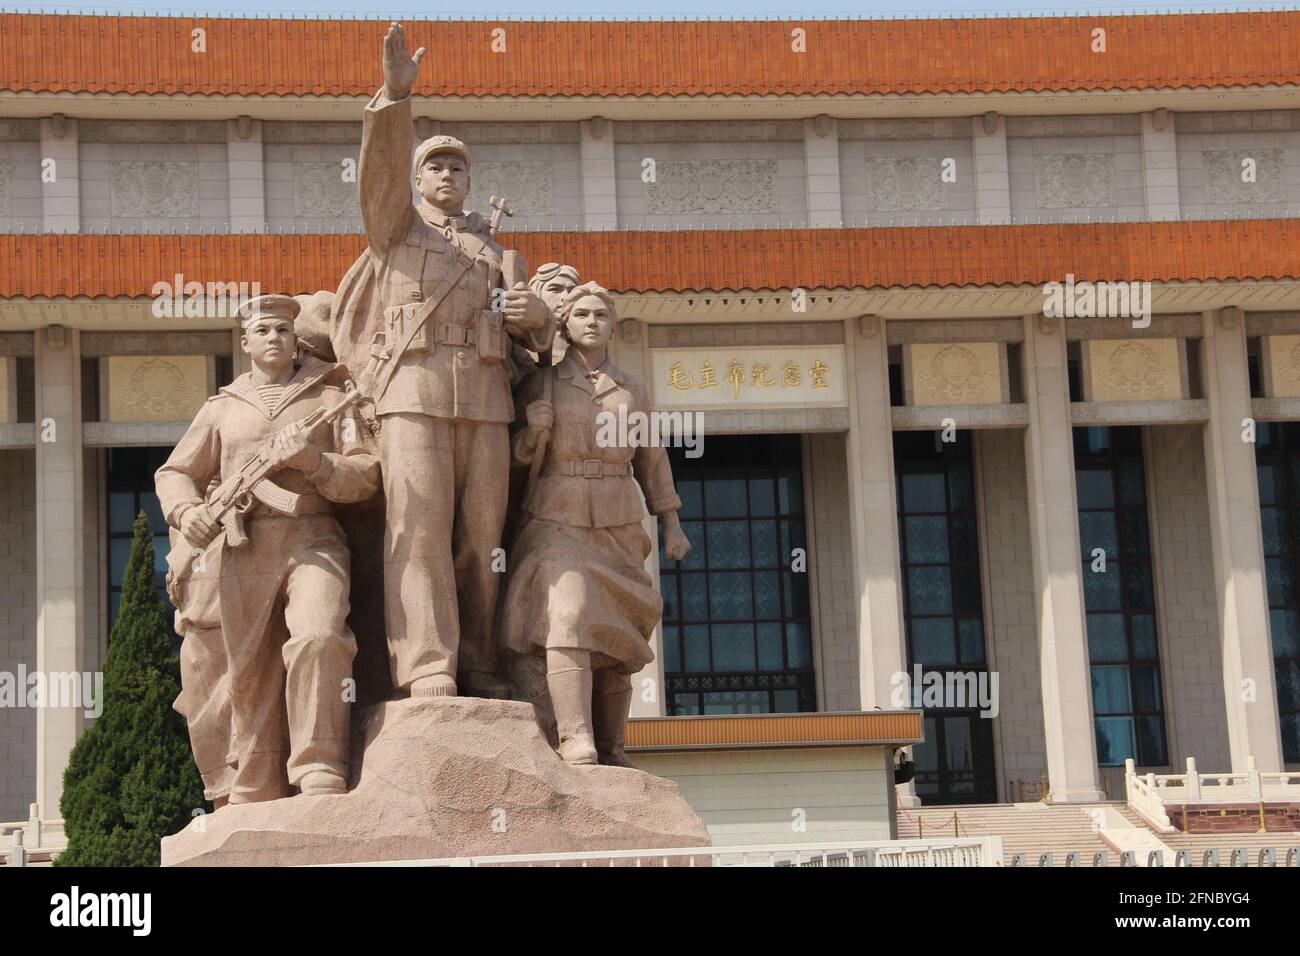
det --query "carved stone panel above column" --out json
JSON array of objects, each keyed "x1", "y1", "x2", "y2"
[
  {"x1": 1034, "y1": 154, "x2": 1116, "y2": 208},
  {"x1": 293, "y1": 161, "x2": 360, "y2": 219},
  {"x1": 644, "y1": 160, "x2": 779, "y2": 214},
  {"x1": 104, "y1": 355, "x2": 210, "y2": 423},
  {"x1": 467, "y1": 161, "x2": 555, "y2": 216},
  {"x1": 903, "y1": 342, "x2": 1008, "y2": 406},
  {"x1": 1260, "y1": 334, "x2": 1300, "y2": 398},
  {"x1": 1082, "y1": 338, "x2": 1187, "y2": 402},
  {"x1": 865, "y1": 157, "x2": 952, "y2": 211},
  {"x1": 110, "y1": 161, "x2": 199, "y2": 218},
  {"x1": 1203, "y1": 149, "x2": 1285, "y2": 205}
]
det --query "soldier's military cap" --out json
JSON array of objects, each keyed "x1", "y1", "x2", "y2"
[
  {"x1": 240, "y1": 293, "x2": 302, "y2": 328},
  {"x1": 413, "y1": 134, "x2": 472, "y2": 174}
]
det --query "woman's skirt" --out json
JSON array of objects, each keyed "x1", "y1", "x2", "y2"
[{"x1": 500, "y1": 516, "x2": 661, "y2": 671}]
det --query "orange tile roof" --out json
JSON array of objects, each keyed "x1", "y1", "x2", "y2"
[
  {"x1": 2, "y1": 13, "x2": 1298, "y2": 98},
  {"x1": 1, "y1": 220, "x2": 1297, "y2": 298}
]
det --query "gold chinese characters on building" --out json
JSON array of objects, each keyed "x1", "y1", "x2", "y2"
[{"x1": 650, "y1": 346, "x2": 848, "y2": 409}]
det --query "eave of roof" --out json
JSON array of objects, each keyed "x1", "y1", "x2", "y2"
[
  {"x1": 2, "y1": 12, "x2": 1298, "y2": 99},
  {"x1": 1, "y1": 220, "x2": 1297, "y2": 299}
]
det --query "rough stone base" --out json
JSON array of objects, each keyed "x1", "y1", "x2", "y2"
[{"x1": 162, "y1": 696, "x2": 710, "y2": 866}]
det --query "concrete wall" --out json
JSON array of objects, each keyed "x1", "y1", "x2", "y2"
[
  {"x1": 1145, "y1": 425, "x2": 1231, "y2": 771},
  {"x1": 634, "y1": 746, "x2": 895, "y2": 845},
  {"x1": 0, "y1": 450, "x2": 37, "y2": 822},
  {"x1": 1175, "y1": 112, "x2": 1300, "y2": 219},
  {"x1": 839, "y1": 133, "x2": 976, "y2": 227},
  {"x1": 807, "y1": 433, "x2": 860, "y2": 711},
  {"x1": 0, "y1": 139, "x2": 43, "y2": 233},
  {"x1": 975, "y1": 429, "x2": 1048, "y2": 795}
]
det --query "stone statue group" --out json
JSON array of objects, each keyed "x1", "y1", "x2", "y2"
[{"x1": 156, "y1": 23, "x2": 692, "y2": 807}]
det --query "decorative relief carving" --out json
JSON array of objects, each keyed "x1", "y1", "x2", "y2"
[
  {"x1": 293, "y1": 162, "x2": 361, "y2": 219},
  {"x1": 110, "y1": 161, "x2": 199, "y2": 218},
  {"x1": 106, "y1": 355, "x2": 208, "y2": 423},
  {"x1": 645, "y1": 160, "x2": 779, "y2": 214},
  {"x1": 1034, "y1": 154, "x2": 1116, "y2": 208},
  {"x1": 865, "y1": 158, "x2": 951, "y2": 211},
  {"x1": 1085, "y1": 339, "x2": 1185, "y2": 403},
  {"x1": 0, "y1": 159, "x2": 10, "y2": 217},
  {"x1": 907, "y1": 343, "x2": 1003, "y2": 406},
  {"x1": 82, "y1": 121, "x2": 226, "y2": 143},
  {"x1": 467, "y1": 161, "x2": 554, "y2": 216},
  {"x1": 0, "y1": 120, "x2": 40, "y2": 142},
  {"x1": 1203, "y1": 149, "x2": 1285, "y2": 205},
  {"x1": 1262, "y1": 334, "x2": 1300, "y2": 399}
]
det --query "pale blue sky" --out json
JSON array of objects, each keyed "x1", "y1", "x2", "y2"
[{"x1": 6, "y1": 2, "x2": 1289, "y2": 19}]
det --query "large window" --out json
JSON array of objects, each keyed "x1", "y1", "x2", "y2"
[
  {"x1": 107, "y1": 447, "x2": 175, "y2": 633},
  {"x1": 1254, "y1": 422, "x2": 1300, "y2": 763},
  {"x1": 659, "y1": 435, "x2": 815, "y2": 715},
  {"x1": 895, "y1": 430, "x2": 997, "y2": 804},
  {"x1": 1073, "y1": 426, "x2": 1168, "y2": 768}
]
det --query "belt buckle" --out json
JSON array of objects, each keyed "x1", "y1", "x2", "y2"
[{"x1": 583, "y1": 459, "x2": 602, "y2": 478}]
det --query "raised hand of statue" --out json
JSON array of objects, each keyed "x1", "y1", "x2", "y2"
[
  {"x1": 504, "y1": 282, "x2": 548, "y2": 335},
  {"x1": 382, "y1": 21, "x2": 426, "y2": 101}
]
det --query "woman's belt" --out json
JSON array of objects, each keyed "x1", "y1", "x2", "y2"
[{"x1": 547, "y1": 459, "x2": 633, "y2": 478}]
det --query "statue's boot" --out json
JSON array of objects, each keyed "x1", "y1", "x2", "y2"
[
  {"x1": 594, "y1": 678, "x2": 636, "y2": 768},
  {"x1": 410, "y1": 675, "x2": 457, "y2": 698},
  {"x1": 547, "y1": 666, "x2": 598, "y2": 765},
  {"x1": 298, "y1": 769, "x2": 348, "y2": 795}
]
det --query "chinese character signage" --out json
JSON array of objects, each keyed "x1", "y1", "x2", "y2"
[{"x1": 650, "y1": 346, "x2": 847, "y2": 409}]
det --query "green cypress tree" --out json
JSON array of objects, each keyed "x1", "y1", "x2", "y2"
[{"x1": 56, "y1": 511, "x2": 206, "y2": 866}]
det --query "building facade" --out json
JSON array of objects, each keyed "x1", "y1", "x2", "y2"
[{"x1": 1, "y1": 13, "x2": 1299, "y2": 838}]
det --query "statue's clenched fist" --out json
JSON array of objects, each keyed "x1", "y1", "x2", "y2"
[
  {"x1": 504, "y1": 283, "x2": 549, "y2": 335},
  {"x1": 382, "y1": 21, "x2": 426, "y2": 101},
  {"x1": 180, "y1": 502, "x2": 221, "y2": 549},
  {"x1": 525, "y1": 399, "x2": 553, "y2": 440}
]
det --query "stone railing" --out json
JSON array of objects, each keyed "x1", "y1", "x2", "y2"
[
  {"x1": 1125, "y1": 756, "x2": 1300, "y2": 831},
  {"x1": 320, "y1": 837, "x2": 1005, "y2": 868},
  {"x1": 0, "y1": 803, "x2": 66, "y2": 866}
]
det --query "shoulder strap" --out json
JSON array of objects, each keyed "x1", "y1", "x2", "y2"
[{"x1": 527, "y1": 366, "x2": 556, "y2": 482}]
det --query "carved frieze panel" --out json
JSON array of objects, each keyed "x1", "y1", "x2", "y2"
[
  {"x1": 644, "y1": 160, "x2": 779, "y2": 215},
  {"x1": 1082, "y1": 338, "x2": 1186, "y2": 402},
  {"x1": 904, "y1": 342, "x2": 1007, "y2": 407},
  {"x1": 105, "y1": 355, "x2": 210, "y2": 423},
  {"x1": 865, "y1": 158, "x2": 952, "y2": 212},
  {"x1": 1203, "y1": 149, "x2": 1285, "y2": 205},
  {"x1": 293, "y1": 162, "x2": 361, "y2": 219},
  {"x1": 1034, "y1": 154, "x2": 1116, "y2": 208},
  {"x1": 0, "y1": 159, "x2": 10, "y2": 217},
  {"x1": 467, "y1": 161, "x2": 555, "y2": 216},
  {"x1": 110, "y1": 161, "x2": 199, "y2": 218},
  {"x1": 1261, "y1": 334, "x2": 1300, "y2": 399}
]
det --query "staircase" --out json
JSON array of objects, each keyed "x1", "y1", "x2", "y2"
[
  {"x1": 896, "y1": 802, "x2": 1118, "y2": 866},
  {"x1": 1117, "y1": 805, "x2": 1300, "y2": 864},
  {"x1": 896, "y1": 802, "x2": 1300, "y2": 866}
]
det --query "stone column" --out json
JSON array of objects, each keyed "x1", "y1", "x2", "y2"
[
  {"x1": 1140, "y1": 111, "x2": 1180, "y2": 222},
  {"x1": 579, "y1": 118, "x2": 617, "y2": 231},
  {"x1": 1201, "y1": 307, "x2": 1284, "y2": 771},
  {"x1": 610, "y1": 319, "x2": 665, "y2": 717},
  {"x1": 1021, "y1": 313, "x2": 1104, "y2": 803},
  {"x1": 803, "y1": 115, "x2": 842, "y2": 228},
  {"x1": 844, "y1": 316, "x2": 917, "y2": 807},
  {"x1": 39, "y1": 116, "x2": 79, "y2": 233},
  {"x1": 973, "y1": 113, "x2": 1010, "y2": 226},
  {"x1": 226, "y1": 117, "x2": 266, "y2": 233},
  {"x1": 33, "y1": 325, "x2": 86, "y2": 818}
]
